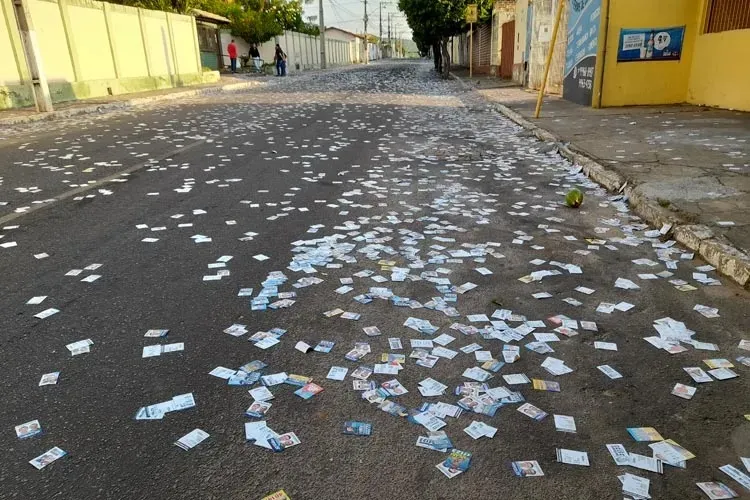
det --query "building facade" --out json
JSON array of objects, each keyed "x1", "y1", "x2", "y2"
[
  {"x1": 0, "y1": 0, "x2": 214, "y2": 110},
  {"x1": 490, "y1": 0, "x2": 516, "y2": 77},
  {"x1": 324, "y1": 27, "x2": 381, "y2": 64},
  {"x1": 503, "y1": 0, "x2": 749, "y2": 111},
  {"x1": 560, "y1": 0, "x2": 750, "y2": 111}
]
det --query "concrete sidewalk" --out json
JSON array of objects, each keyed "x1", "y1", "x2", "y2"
[
  {"x1": 453, "y1": 74, "x2": 750, "y2": 288},
  {"x1": 0, "y1": 74, "x2": 268, "y2": 127}
]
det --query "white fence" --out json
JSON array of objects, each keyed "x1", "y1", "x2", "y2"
[{"x1": 220, "y1": 30, "x2": 358, "y2": 73}]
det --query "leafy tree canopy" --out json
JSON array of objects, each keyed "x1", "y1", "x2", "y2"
[{"x1": 397, "y1": 0, "x2": 492, "y2": 52}]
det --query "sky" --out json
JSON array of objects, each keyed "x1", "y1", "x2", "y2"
[{"x1": 302, "y1": 0, "x2": 412, "y2": 40}]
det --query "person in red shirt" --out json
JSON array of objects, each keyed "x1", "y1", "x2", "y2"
[{"x1": 227, "y1": 39, "x2": 238, "y2": 73}]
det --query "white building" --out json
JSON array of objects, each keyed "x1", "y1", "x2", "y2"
[{"x1": 324, "y1": 27, "x2": 381, "y2": 63}]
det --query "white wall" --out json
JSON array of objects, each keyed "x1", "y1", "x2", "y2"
[
  {"x1": 220, "y1": 32, "x2": 249, "y2": 64},
  {"x1": 368, "y1": 43, "x2": 381, "y2": 61},
  {"x1": 324, "y1": 29, "x2": 358, "y2": 43},
  {"x1": 220, "y1": 30, "x2": 356, "y2": 71}
]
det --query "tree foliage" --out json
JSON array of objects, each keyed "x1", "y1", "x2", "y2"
[
  {"x1": 397, "y1": 0, "x2": 492, "y2": 75},
  {"x1": 199, "y1": 0, "x2": 306, "y2": 44},
  {"x1": 109, "y1": 0, "x2": 198, "y2": 13}
]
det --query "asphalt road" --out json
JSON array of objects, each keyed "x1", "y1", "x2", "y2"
[{"x1": 1, "y1": 62, "x2": 749, "y2": 500}]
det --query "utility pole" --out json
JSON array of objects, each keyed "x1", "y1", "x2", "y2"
[
  {"x1": 318, "y1": 0, "x2": 326, "y2": 69},
  {"x1": 12, "y1": 0, "x2": 53, "y2": 111},
  {"x1": 534, "y1": 0, "x2": 565, "y2": 118},
  {"x1": 379, "y1": 2, "x2": 383, "y2": 52},
  {"x1": 387, "y1": 13, "x2": 391, "y2": 58},
  {"x1": 393, "y1": 23, "x2": 398, "y2": 59},
  {"x1": 363, "y1": 0, "x2": 368, "y2": 64},
  {"x1": 378, "y1": 2, "x2": 383, "y2": 45}
]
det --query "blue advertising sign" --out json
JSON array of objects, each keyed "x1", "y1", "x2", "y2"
[
  {"x1": 617, "y1": 26, "x2": 686, "y2": 62},
  {"x1": 563, "y1": 0, "x2": 602, "y2": 106}
]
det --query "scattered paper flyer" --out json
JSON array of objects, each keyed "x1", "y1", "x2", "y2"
[
  {"x1": 327, "y1": 366, "x2": 348, "y2": 381},
  {"x1": 719, "y1": 464, "x2": 750, "y2": 491},
  {"x1": 684, "y1": 367, "x2": 713, "y2": 383},
  {"x1": 620, "y1": 473, "x2": 650, "y2": 499},
  {"x1": 343, "y1": 421, "x2": 372, "y2": 436},
  {"x1": 607, "y1": 444, "x2": 630, "y2": 465},
  {"x1": 464, "y1": 421, "x2": 497, "y2": 439},
  {"x1": 598, "y1": 365, "x2": 623, "y2": 379},
  {"x1": 518, "y1": 403, "x2": 547, "y2": 421},
  {"x1": 294, "y1": 382, "x2": 323, "y2": 400},
  {"x1": 512, "y1": 460, "x2": 544, "y2": 477},
  {"x1": 39, "y1": 372, "x2": 60, "y2": 386},
  {"x1": 556, "y1": 448, "x2": 590, "y2": 466},
  {"x1": 142, "y1": 343, "x2": 183, "y2": 358},
  {"x1": 15, "y1": 420, "x2": 42, "y2": 439},
  {"x1": 672, "y1": 383, "x2": 697, "y2": 400},
  {"x1": 532, "y1": 379, "x2": 560, "y2": 392},
  {"x1": 696, "y1": 482, "x2": 738, "y2": 499},
  {"x1": 261, "y1": 490, "x2": 291, "y2": 500},
  {"x1": 246, "y1": 401, "x2": 272, "y2": 418},
  {"x1": 709, "y1": 368, "x2": 738, "y2": 380},
  {"x1": 249, "y1": 386, "x2": 274, "y2": 402},
  {"x1": 629, "y1": 452, "x2": 664, "y2": 474},
  {"x1": 628, "y1": 427, "x2": 664, "y2": 442},
  {"x1": 503, "y1": 373, "x2": 530, "y2": 385},
  {"x1": 694, "y1": 304, "x2": 720, "y2": 318},
  {"x1": 29, "y1": 447, "x2": 67, "y2": 469},
  {"x1": 554, "y1": 415, "x2": 577, "y2": 433},
  {"x1": 175, "y1": 429, "x2": 209, "y2": 450},
  {"x1": 594, "y1": 341, "x2": 618, "y2": 351},
  {"x1": 34, "y1": 308, "x2": 59, "y2": 319}
]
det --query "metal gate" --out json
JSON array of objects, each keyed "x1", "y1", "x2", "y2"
[
  {"x1": 500, "y1": 20, "x2": 515, "y2": 78},
  {"x1": 706, "y1": 0, "x2": 750, "y2": 33},
  {"x1": 471, "y1": 24, "x2": 492, "y2": 73}
]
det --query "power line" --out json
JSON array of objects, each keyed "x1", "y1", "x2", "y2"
[{"x1": 328, "y1": 0, "x2": 359, "y2": 19}]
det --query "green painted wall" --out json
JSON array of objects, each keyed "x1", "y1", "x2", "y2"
[{"x1": 0, "y1": 0, "x2": 208, "y2": 110}]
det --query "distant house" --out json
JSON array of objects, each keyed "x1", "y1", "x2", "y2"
[{"x1": 324, "y1": 27, "x2": 380, "y2": 63}]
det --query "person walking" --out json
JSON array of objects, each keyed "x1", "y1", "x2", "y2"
[
  {"x1": 274, "y1": 44, "x2": 287, "y2": 76},
  {"x1": 249, "y1": 44, "x2": 262, "y2": 73},
  {"x1": 228, "y1": 39, "x2": 238, "y2": 73}
]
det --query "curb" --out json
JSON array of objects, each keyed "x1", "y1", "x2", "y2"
[
  {"x1": 0, "y1": 80, "x2": 266, "y2": 127},
  {"x1": 451, "y1": 73, "x2": 750, "y2": 289}
]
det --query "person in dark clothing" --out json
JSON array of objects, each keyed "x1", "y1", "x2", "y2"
[
  {"x1": 274, "y1": 44, "x2": 287, "y2": 76},
  {"x1": 249, "y1": 44, "x2": 262, "y2": 72}
]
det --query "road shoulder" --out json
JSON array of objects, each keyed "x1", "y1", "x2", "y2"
[{"x1": 452, "y1": 73, "x2": 750, "y2": 289}]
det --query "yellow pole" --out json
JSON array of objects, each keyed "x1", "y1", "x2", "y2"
[
  {"x1": 534, "y1": 0, "x2": 565, "y2": 119},
  {"x1": 469, "y1": 22, "x2": 473, "y2": 78}
]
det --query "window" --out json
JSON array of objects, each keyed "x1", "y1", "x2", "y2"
[
  {"x1": 196, "y1": 25, "x2": 219, "y2": 52},
  {"x1": 705, "y1": 0, "x2": 750, "y2": 33}
]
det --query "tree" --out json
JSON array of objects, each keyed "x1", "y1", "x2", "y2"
[
  {"x1": 108, "y1": 0, "x2": 198, "y2": 14},
  {"x1": 397, "y1": 0, "x2": 491, "y2": 78},
  {"x1": 296, "y1": 22, "x2": 321, "y2": 37},
  {"x1": 200, "y1": 0, "x2": 306, "y2": 44}
]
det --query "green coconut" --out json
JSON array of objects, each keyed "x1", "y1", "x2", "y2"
[{"x1": 565, "y1": 188, "x2": 584, "y2": 208}]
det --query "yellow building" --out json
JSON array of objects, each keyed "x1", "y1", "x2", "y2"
[{"x1": 564, "y1": 0, "x2": 750, "y2": 111}]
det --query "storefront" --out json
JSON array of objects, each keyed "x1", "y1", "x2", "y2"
[{"x1": 562, "y1": 0, "x2": 750, "y2": 111}]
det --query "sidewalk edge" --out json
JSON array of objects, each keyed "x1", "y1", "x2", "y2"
[
  {"x1": 452, "y1": 73, "x2": 750, "y2": 289},
  {"x1": 0, "y1": 80, "x2": 265, "y2": 127}
]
